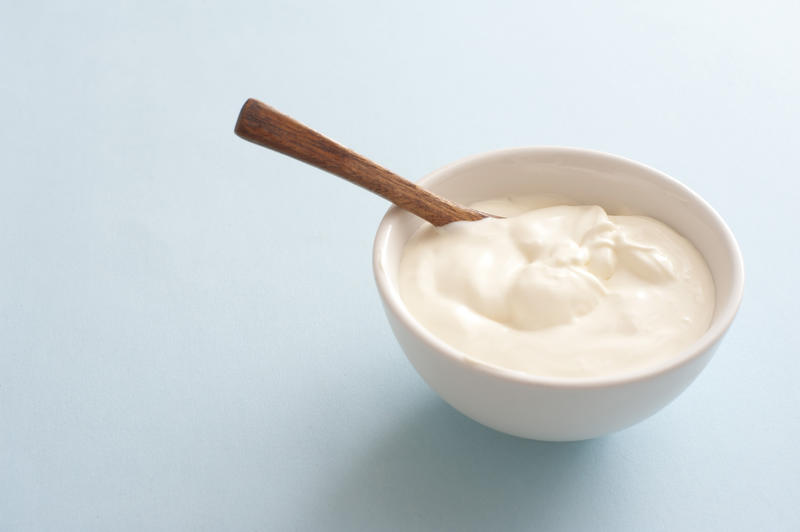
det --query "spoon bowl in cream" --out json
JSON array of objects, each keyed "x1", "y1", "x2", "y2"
[{"x1": 372, "y1": 147, "x2": 744, "y2": 441}]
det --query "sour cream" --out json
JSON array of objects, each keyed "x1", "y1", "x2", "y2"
[{"x1": 398, "y1": 195, "x2": 715, "y2": 378}]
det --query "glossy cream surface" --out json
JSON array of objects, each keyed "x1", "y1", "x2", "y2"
[{"x1": 398, "y1": 195, "x2": 715, "y2": 378}]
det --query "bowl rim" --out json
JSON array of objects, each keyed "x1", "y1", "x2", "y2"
[{"x1": 373, "y1": 146, "x2": 745, "y2": 389}]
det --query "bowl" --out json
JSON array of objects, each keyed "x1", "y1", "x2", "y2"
[{"x1": 372, "y1": 146, "x2": 744, "y2": 441}]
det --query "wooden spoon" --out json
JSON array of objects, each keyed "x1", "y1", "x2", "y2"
[{"x1": 234, "y1": 98, "x2": 489, "y2": 226}]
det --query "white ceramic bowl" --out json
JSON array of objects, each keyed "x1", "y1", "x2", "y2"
[{"x1": 373, "y1": 147, "x2": 744, "y2": 441}]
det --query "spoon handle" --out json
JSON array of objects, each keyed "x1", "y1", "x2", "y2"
[{"x1": 234, "y1": 98, "x2": 486, "y2": 226}]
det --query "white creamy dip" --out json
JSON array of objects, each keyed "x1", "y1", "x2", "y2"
[{"x1": 398, "y1": 194, "x2": 715, "y2": 378}]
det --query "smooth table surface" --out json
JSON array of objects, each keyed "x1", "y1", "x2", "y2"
[{"x1": 1, "y1": 1, "x2": 798, "y2": 530}]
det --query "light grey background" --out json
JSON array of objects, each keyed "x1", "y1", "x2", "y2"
[{"x1": 2, "y1": 1, "x2": 798, "y2": 530}]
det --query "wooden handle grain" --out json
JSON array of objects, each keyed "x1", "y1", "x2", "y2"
[{"x1": 234, "y1": 98, "x2": 487, "y2": 226}]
